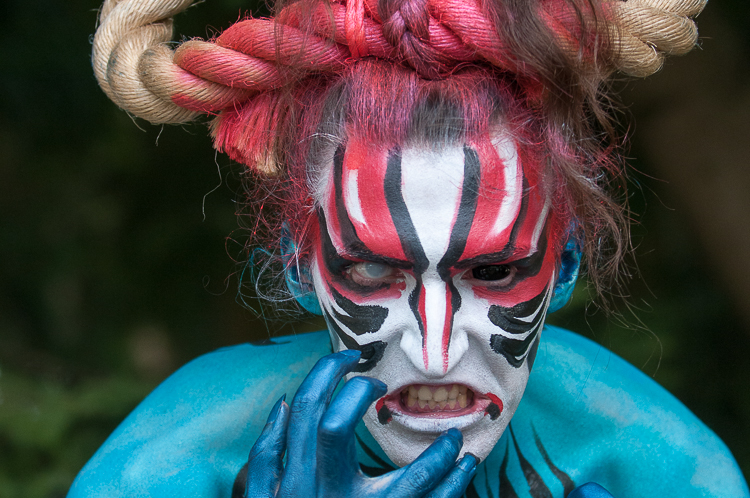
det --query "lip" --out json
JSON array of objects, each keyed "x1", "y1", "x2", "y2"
[{"x1": 375, "y1": 383, "x2": 500, "y2": 433}]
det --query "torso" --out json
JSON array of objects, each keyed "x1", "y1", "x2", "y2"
[{"x1": 67, "y1": 327, "x2": 748, "y2": 498}]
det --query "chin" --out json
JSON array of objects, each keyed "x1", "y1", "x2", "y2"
[{"x1": 361, "y1": 380, "x2": 519, "y2": 467}]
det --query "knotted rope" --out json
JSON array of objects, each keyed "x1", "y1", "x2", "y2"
[{"x1": 92, "y1": 0, "x2": 706, "y2": 124}]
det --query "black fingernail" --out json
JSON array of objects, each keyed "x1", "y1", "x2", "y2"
[{"x1": 266, "y1": 393, "x2": 286, "y2": 424}]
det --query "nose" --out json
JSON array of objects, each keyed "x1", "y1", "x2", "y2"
[{"x1": 400, "y1": 273, "x2": 469, "y2": 376}]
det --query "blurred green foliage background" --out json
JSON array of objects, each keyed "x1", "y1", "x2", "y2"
[{"x1": 1, "y1": 1, "x2": 749, "y2": 496}]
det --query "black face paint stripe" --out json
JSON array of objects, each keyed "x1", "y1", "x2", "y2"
[
  {"x1": 408, "y1": 277, "x2": 426, "y2": 349},
  {"x1": 323, "y1": 311, "x2": 387, "y2": 373},
  {"x1": 436, "y1": 145, "x2": 481, "y2": 278},
  {"x1": 327, "y1": 285, "x2": 389, "y2": 335},
  {"x1": 383, "y1": 149, "x2": 429, "y2": 274},
  {"x1": 454, "y1": 175, "x2": 531, "y2": 269},
  {"x1": 488, "y1": 287, "x2": 549, "y2": 368},
  {"x1": 487, "y1": 288, "x2": 548, "y2": 334},
  {"x1": 489, "y1": 323, "x2": 542, "y2": 368}
]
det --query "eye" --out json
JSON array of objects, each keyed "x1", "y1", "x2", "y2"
[
  {"x1": 470, "y1": 264, "x2": 516, "y2": 286},
  {"x1": 346, "y1": 262, "x2": 402, "y2": 287}
]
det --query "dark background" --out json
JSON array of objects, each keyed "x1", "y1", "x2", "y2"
[{"x1": 1, "y1": 1, "x2": 749, "y2": 496}]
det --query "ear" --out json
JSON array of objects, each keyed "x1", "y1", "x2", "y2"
[
  {"x1": 548, "y1": 236, "x2": 581, "y2": 313},
  {"x1": 280, "y1": 228, "x2": 323, "y2": 315}
]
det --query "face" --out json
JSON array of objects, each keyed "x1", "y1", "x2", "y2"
[{"x1": 309, "y1": 133, "x2": 560, "y2": 465}]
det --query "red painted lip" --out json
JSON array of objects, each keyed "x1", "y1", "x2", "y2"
[{"x1": 382, "y1": 384, "x2": 493, "y2": 419}]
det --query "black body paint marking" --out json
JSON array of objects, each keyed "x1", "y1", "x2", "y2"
[
  {"x1": 532, "y1": 424, "x2": 576, "y2": 496},
  {"x1": 377, "y1": 404, "x2": 393, "y2": 425},
  {"x1": 328, "y1": 285, "x2": 389, "y2": 335},
  {"x1": 510, "y1": 425, "x2": 553, "y2": 498},
  {"x1": 488, "y1": 290, "x2": 547, "y2": 333},
  {"x1": 486, "y1": 401, "x2": 502, "y2": 420},
  {"x1": 488, "y1": 288, "x2": 548, "y2": 368},
  {"x1": 323, "y1": 311, "x2": 387, "y2": 372},
  {"x1": 454, "y1": 176, "x2": 531, "y2": 270},
  {"x1": 499, "y1": 445, "x2": 520, "y2": 498},
  {"x1": 356, "y1": 434, "x2": 396, "y2": 477},
  {"x1": 464, "y1": 478, "x2": 481, "y2": 498},
  {"x1": 231, "y1": 462, "x2": 247, "y2": 498},
  {"x1": 383, "y1": 149, "x2": 430, "y2": 274},
  {"x1": 384, "y1": 150, "x2": 430, "y2": 350},
  {"x1": 497, "y1": 424, "x2": 576, "y2": 498},
  {"x1": 432, "y1": 145, "x2": 482, "y2": 356}
]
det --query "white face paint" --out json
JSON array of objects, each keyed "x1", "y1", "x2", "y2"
[{"x1": 311, "y1": 135, "x2": 560, "y2": 465}]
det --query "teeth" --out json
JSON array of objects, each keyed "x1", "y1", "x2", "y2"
[
  {"x1": 458, "y1": 393, "x2": 467, "y2": 408},
  {"x1": 402, "y1": 384, "x2": 472, "y2": 412}
]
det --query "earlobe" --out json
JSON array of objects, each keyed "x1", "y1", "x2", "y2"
[
  {"x1": 548, "y1": 237, "x2": 582, "y2": 313},
  {"x1": 280, "y1": 231, "x2": 324, "y2": 315}
]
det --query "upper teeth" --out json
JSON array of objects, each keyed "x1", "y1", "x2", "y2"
[{"x1": 404, "y1": 384, "x2": 469, "y2": 410}]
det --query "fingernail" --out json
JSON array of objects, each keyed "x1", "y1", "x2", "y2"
[
  {"x1": 266, "y1": 393, "x2": 286, "y2": 424},
  {"x1": 339, "y1": 349, "x2": 362, "y2": 358},
  {"x1": 458, "y1": 453, "x2": 478, "y2": 472}
]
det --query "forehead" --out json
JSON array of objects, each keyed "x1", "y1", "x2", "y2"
[{"x1": 320, "y1": 135, "x2": 550, "y2": 264}]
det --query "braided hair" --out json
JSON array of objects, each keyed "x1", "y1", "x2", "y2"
[{"x1": 92, "y1": 0, "x2": 705, "y2": 305}]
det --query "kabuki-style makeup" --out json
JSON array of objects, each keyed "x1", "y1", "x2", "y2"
[{"x1": 310, "y1": 133, "x2": 562, "y2": 465}]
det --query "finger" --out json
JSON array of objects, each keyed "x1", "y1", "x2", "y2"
[
  {"x1": 246, "y1": 395, "x2": 290, "y2": 498},
  {"x1": 279, "y1": 350, "x2": 362, "y2": 494},
  {"x1": 424, "y1": 454, "x2": 478, "y2": 498},
  {"x1": 387, "y1": 428, "x2": 464, "y2": 497},
  {"x1": 316, "y1": 376, "x2": 387, "y2": 493}
]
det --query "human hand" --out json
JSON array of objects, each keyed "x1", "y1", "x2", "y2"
[{"x1": 242, "y1": 350, "x2": 477, "y2": 497}]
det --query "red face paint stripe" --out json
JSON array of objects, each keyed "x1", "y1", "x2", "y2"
[
  {"x1": 442, "y1": 282, "x2": 452, "y2": 373},
  {"x1": 461, "y1": 137, "x2": 522, "y2": 260},
  {"x1": 344, "y1": 139, "x2": 407, "y2": 261}
]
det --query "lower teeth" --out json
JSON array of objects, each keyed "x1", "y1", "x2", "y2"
[{"x1": 402, "y1": 388, "x2": 472, "y2": 412}]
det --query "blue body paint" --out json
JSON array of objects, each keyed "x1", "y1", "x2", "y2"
[{"x1": 67, "y1": 327, "x2": 749, "y2": 498}]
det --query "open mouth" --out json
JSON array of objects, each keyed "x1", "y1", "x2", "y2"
[
  {"x1": 376, "y1": 383, "x2": 502, "y2": 426},
  {"x1": 401, "y1": 384, "x2": 475, "y2": 413}
]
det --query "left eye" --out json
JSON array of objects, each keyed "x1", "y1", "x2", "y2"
[
  {"x1": 347, "y1": 262, "x2": 401, "y2": 287},
  {"x1": 470, "y1": 264, "x2": 516, "y2": 285}
]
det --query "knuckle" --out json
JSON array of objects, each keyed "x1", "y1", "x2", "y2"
[
  {"x1": 406, "y1": 466, "x2": 436, "y2": 492},
  {"x1": 289, "y1": 392, "x2": 321, "y2": 416}
]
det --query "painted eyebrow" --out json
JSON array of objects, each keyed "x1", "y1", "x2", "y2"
[{"x1": 334, "y1": 246, "x2": 413, "y2": 270}]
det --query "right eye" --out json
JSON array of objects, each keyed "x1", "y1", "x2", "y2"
[
  {"x1": 470, "y1": 264, "x2": 516, "y2": 286},
  {"x1": 346, "y1": 262, "x2": 402, "y2": 287}
]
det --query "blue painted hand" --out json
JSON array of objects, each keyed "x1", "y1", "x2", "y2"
[{"x1": 243, "y1": 350, "x2": 478, "y2": 497}]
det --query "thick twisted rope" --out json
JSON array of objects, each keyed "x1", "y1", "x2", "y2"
[{"x1": 92, "y1": 0, "x2": 706, "y2": 124}]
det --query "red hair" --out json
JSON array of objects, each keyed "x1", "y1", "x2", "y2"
[{"x1": 206, "y1": 0, "x2": 628, "y2": 307}]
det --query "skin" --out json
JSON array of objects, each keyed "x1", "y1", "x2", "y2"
[
  {"x1": 309, "y1": 133, "x2": 561, "y2": 466},
  {"x1": 244, "y1": 350, "x2": 479, "y2": 498}
]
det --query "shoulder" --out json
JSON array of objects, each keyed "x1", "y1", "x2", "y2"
[
  {"x1": 512, "y1": 325, "x2": 749, "y2": 497},
  {"x1": 67, "y1": 330, "x2": 332, "y2": 498}
]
